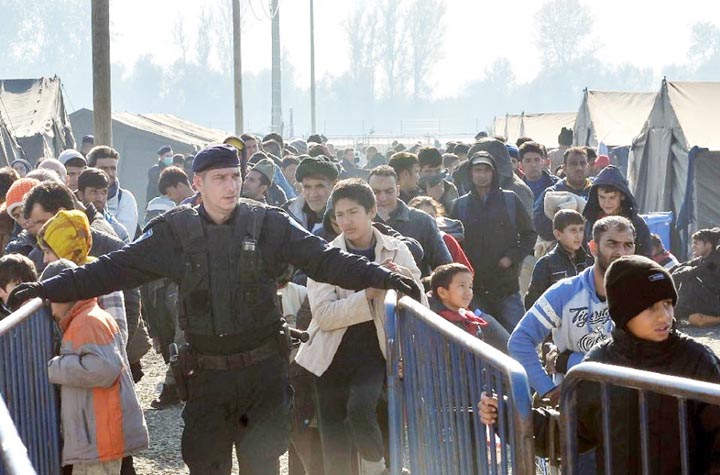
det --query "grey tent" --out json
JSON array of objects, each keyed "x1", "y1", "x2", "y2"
[
  {"x1": 0, "y1": 114, "x2": 22, "y2": 166},
  {"x1": 70, "y1": 108, "x2": 228, "y2": 207},
  {"x1": 0, "y1": 77, "x2": 75, "y2": 162},
  {"x1": 628, "y1": 79, "x2": 720, "y2": 254},
  {"x1": 573, "y1": 89, "x2": 657, "y2": 148},
  {"x1": 492, "y1": 112, "x2": 576, "y2": 147}
]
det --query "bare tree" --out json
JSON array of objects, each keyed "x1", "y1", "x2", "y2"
[
  {"x1": 214, "y1": 0, "x2": 234, "y2": 73},
  {"x1": 173, "y1": 16, "x2": 190, "y2": 65},
  {"x1": 406, "y1": 0, "x2": 445, "y2": 99},
  {"x1": 377, "y1": 0, "x2": 408, "y2": 99},
  {"x1": 689, "y1": 22, "x2": 720, "y2": 62},
  {"x1": 343, "y1": 2, "x2": 378, "y2": 96},
  {"x1": 535, "y1": 0, "x2": 594, "y2": 68},
  {"x1": 196, "y1": 7, "x2": 214, "y2": 67}
]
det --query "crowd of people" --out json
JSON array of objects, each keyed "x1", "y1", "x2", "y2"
[{"x1": 1, "y1": 126, "x2": 719, "y2": 475}]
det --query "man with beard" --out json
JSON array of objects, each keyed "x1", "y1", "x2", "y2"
[{"x1": 508, "y1": 216, "x2": 636, "y2": 405}]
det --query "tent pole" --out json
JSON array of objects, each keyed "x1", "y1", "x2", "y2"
[{"x1": 91, "y1": 0, "x2": 112, "y2": 147}]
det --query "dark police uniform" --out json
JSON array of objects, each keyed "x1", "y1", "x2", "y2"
[{"x1": 24, "y1": 145, "x2": 414, "y2": 475}]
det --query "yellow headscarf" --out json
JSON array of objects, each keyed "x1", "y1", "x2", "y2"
[{"x1": 38, "y1": 210, "x2": 95, "y2": 265}]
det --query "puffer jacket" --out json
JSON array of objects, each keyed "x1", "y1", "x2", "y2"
[
  {"x1": 582, "y1": 165, "x2": 653, "y2": 257},
  {"x1": 295, "y1": 227, "x2": 425, "y2": 376},
  {"x1": 48, "y1": 298, "x2": 148, "y2": 466},
  {"x1": 573, "y1": 328, "x2": 720, "y2": 474}
]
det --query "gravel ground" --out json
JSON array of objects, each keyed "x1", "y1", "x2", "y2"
[
  {"x1": 130, "y1": 325, "x2": 720, "y2": 474},
  {"x1": 131, "y1": 350, "x2": 289, "y2": 475}
]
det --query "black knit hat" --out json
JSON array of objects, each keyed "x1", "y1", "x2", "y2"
[{"x1": 605, "y1": 255, "x2": 678, "y2": 329}]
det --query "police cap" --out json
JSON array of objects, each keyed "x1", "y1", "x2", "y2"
[{"x1": 192, "y1": 144, "x2": 240, "y2": 173}]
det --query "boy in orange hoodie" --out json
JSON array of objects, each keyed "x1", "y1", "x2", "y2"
[{"x1": 42, "y1": 259, "x2": 148, "y2": 475}]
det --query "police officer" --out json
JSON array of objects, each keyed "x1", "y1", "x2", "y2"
[{"x1": 10, "y1": 144, "x2": 419, "y2": 475}]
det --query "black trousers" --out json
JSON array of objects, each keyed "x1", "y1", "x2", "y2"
[
  {"x1": 181, "y1": 354, "x2": 292, "y2": 475},
  {"x1": 314, "y1": 344, "x2": 386, "y2": 475}
]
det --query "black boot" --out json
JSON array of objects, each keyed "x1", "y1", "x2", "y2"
[{"x1": 150, "y1": 383, "x2": 181, "y2": 409}]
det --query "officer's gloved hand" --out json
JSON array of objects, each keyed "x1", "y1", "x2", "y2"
[
  {"x1": 385, "y1": 273, "x2": 422, "y2": 302},
  {"x1": 7, "y1": 282, "x2": 44, "y2": 311}
]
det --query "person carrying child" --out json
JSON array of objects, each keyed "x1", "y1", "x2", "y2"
[{"x1": 42, "y1": 259, "x2": 148, "y2": 475}]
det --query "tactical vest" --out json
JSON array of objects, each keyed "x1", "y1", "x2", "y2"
[{"x1": 165, "y1": 200, "x2": 282, "y2": 337}]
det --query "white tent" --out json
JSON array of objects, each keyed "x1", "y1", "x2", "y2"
[
  {"x1": 573, "y1": 89, "x2": 657, "y2": 148},
  {"x1": 628, "y1": 80, "x2": 720, "y2": 253},
  {"x1": 493, "y1": 112, "x2": 576, "y2": 147}
]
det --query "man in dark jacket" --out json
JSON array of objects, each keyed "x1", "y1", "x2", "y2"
[
  {"x1": 368, "y1": 166, "x2": 452, "y2": 276},
  {"x1": 450, "y1": 152, "x2": 537, "y2": 332},
  {"x1": 147, "y1": 145, "x2": 174, "y2": 207},
  {"x1": 581, "y1": 165, "x2": 653, "y2": 257},
  {"x1": 519, "y1": 141, "x2": 559, "y2": 202},
  {"x1": 533, "y1": 147, "x2": 593, "y2": 241},
  {"x1": 388, "y1": 152, "x2": 422, "y2": 204}
]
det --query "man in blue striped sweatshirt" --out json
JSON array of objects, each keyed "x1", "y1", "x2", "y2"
[{"x1": 508, "y1": 216, "x2": 636, "y2": 404}]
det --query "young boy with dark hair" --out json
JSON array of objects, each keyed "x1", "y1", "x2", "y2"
[
  {"x1": 428, "y1": 263, "x2": 510, "y2": 352},
  {"x1": 525, "y1": 209, "x2": 593, "y2": 308},
  {"x1": 0, "y1": 253, "x2": 37, "y2": 315},
  {"x1": 482, "y1": 255, "x2": 720, "y2": 474}
]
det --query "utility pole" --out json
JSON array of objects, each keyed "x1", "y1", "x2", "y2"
[
  {"x1": 310, "y1": 0, "x2": 316, "y2": 134},
  {"x1": 232, "y1": 0, "x2": 243, "y2": 135},
  {"x1": 270, "y1": 0, "x2": 282, "y2": 134},
  {"x1": 91, "y1": 0, "x2": 112, "y2": 146}
]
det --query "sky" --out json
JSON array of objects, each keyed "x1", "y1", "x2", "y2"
[{"x1": 108, "y1": 0, "x2": 720, "y2": 98}]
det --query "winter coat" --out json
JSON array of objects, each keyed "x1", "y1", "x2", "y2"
[
  {"x1": 533, "y1": 178, "x2": 592, "y2": 241},
  {"x1": 376, "y1": 199, "x2": 452, "y2": 276},
  {"x1": 524, "y1": 243, "x2": 593, "y2": 309},
  {"x1": 48, "y1": 298, "x2": 148, "y2": 465},
  {"x1": 450, "y1": 165, "x2": 536, "y2": 299},
  {"x1": 581, "y1": 165, "x2": 653, "y2": 257},
  {"x1": 283, "y1": 195, "x2": 323, "y2": 233},
  {"x1": 673, "y1": 251, "x2": 720, "y2": 321},
  {"x1": 295, "y1": 227, "x2": 424, "y2": 376},
  {"x1": 574, "y1": 328, "x2": 720, "y2": 474}
]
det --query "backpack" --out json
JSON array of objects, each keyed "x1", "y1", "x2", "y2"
[{"x1": 455, "y1": 189, "x2": 517, "y2": 232}]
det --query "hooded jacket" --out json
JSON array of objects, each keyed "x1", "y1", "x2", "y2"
[
  {"x1": 574, "y1": 328, "x2": 720, "y2": 474},
  {"x1": 450, "y1": 154, "x2": 536, "y2": 298},
  {"x1": 582, "y1": 166, "x2": 652, "y2": 257},
  {"x1": 48, "y1": 298, "x2": 148, "y2": 465},
  {"x1": 454, "y1": 138, "x2": 535, "y2": 216}
]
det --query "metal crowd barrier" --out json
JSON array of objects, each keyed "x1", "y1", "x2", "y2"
[
  {"x1": 0, "y1": 298, "x2": 60, "y2": 475},
  {"x1": 385, "y1": 292, "x2": 535, "y2": 475},
  {"x1": 561, "y1": 361, "x2": 720, "y2": 475}
]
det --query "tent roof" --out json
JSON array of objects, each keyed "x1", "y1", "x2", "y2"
[
  {"x1": 666, "y1": 81, "x2": 720, "y2": 150},
  {"x1": 582, "y1": 90, "x2": 656, "y2": 146},
  {"x1": 494, "y1": 112, "x2": 575, "y2": 146},
  {"x1": 0, "y1": 77, "x2": 67, "y2": 139},
  {"x1": 108, "y1": 111, "x2": 228, "y2": 146}
]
